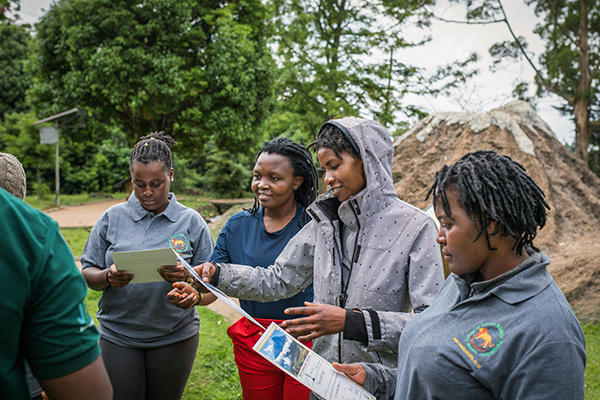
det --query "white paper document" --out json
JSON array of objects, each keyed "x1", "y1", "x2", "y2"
[
  {"x1": 172, "y1": 249, "x2": 265, "y2": 329},
  {"x1": 253, "y1": 322, "x2": 376, "y2": 400},
  {"x1": 111, "y1": 247, "x2": 176, "y2": 284}
]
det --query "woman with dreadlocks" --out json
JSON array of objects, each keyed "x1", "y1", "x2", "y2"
[
  {"x1": 81, "y1": 132, "x2": 214, "y2": 400},
  {"x1": 184, "y1": 117, "x2": 444, "y2": 399},
  {"x1": 169, "y1": 137, "x2": 318, "y2": 400},
  {"x1": 334, "y1": 150, "x2": 586, "y2": 400}
]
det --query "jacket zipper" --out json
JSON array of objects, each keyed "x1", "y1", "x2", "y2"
[{"x1": 339, "y1": 199, "x2": 362, "y2": 363}]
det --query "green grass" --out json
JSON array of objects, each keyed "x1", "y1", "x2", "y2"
[
  {"x1": 84, "y1": 289, "x2": 242, "y2": 399},
  {"x1": 60, "y1": 227, "x2": 92, "y2": 257},
  {"x1": 584, "y1": 323, "x2": 600, "y2": 399},
  {"x1": 24, "y1": 192, "x2": 124, "y2": 211}
]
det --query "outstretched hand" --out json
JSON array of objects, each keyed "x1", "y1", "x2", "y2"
[
  {"x1": 192, "y1": 262, "x2": 216, "y2": 293},
  {"x1": 280, "y1": 302, "x2": 346, "y2": 342},
  {"x1": 167, "y1": 282, "x2": 199, "y2": 309},
  {"x1": 332, "y1": 362, "x2": 366, "y2": 386}
]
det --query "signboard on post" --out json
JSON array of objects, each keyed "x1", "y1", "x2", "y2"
[
  {"x1": 33, "y1": 108, "x2": 84, "y2": 206},
  {"x1": 40, "y1": 127, "x2": 58, "y2": 144}
]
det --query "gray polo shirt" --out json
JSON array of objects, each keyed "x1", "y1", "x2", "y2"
[
  {"x1": 81, "y1": 193, "x2": 214, "y2": 347},
  {"x1": 363, "y1": 249, "x2": 586, "y2": 400}
]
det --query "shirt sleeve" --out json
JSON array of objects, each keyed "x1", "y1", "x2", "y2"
[
  {"x1": 189, "y1": 213, "x2": 215, "y2": 267},
  {"x1": 361, "y1": 217, "x2": 444, "y2": 352},
  {"x1": 362, "y1": 362, "x2": 397, "y2": 400},
  {"x1": 217, "y1": 220, "x2": 316, "y2": 301},
  {"x1": 80, "y1": 211, "x2": 111, "y2": 270},
  {"x1": 23, "y1": 220, "x2": 101, "y2": 380}
]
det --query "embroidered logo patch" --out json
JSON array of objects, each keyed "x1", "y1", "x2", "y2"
[
  {"x1": 170, "y1": 233, "x2": 189, "y2": 252},
  {"x1": 466, "y1": 322, "x2": 504, "y2": 356}
]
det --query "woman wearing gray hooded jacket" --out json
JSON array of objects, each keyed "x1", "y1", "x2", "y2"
[{"x1": 186, "y1": 117, "x2": 444, "y2": 371}]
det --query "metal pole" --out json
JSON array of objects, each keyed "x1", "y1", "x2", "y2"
[{"x1": 55, "y1": 121, "x2": 60, "y2": 206}]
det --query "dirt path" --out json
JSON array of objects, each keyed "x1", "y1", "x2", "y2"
[
  {"x1": 45, "y1": 198, "x2": 126, "y2": 228},
  {"x1": 45, "y1": 199, "x2": 242, "y2": 323}
]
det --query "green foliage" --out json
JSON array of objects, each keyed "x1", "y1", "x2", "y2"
[
  {"x1": 59, "y1": 134, "x2": 131, "y2": 194},
  {"x1": 29, "y1": 0, "x2": 276, "y2": 155},
  {"x1": 198, "y1": 143, "x2": 254, "y2": 199},
  {"x1": 0, "y1": 112, "x2": 54, "y2": 196},
  {"x1": 589, "y1": 146, "x2": 600, "y2": 177},
  {"x1": 0, "y1": 22, "x2": 31, "y2": 119},
  {"x1": 511, "y1": 81, "x2": 538, "y2": 109},
  {"x1": 0, "y1": 112, "x2": 134, "y2": 195},
  {"x1": 170, "y1": 156, "x2": 205, "y2": 196}
]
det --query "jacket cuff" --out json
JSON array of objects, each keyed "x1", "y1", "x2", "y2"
[
  {"x1": 343, "y1": 309, "x2": 368, "y2": 344},
  {"x1": 210, "y1": 262, "x2": 221, "y2": 286}
]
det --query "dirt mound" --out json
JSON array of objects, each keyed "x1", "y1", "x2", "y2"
[{"x1": 392, "y1": 100, "x2": 600, "y2": 322}]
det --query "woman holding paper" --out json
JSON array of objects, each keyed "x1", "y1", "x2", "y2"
[
  {"x1": 170, "y1": 137, "x2": 319, "y2": 400},
  {"x1": 80, "y1": 132, "x2": 214, "y2": 400}
]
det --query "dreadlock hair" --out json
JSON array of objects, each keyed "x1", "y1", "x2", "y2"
[
  {"x1": 307, "y1": 123, "x2": 360, "y2": 160},
  {"x1": 426, "y1": 150, "x2": 550, "y2": 255},
  {"x1": 248, "y1": 137, "x2": 318, "y2": 217},
  {"x1": 129, "y1": 131, "x2": 176, "y2": 173}
]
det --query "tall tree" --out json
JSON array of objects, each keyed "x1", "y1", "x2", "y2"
[
  {"x1": 0, "y1": 22, "x2": 31, "y2": 119},
  {"x1": 460, "y1": 0, "x2": 599, "y2": 165},
  {"x1": 266, "y1": 0, "x2": 479, "y2": 143},
  {"x1": 28, "y1": 0, "x2": 276, "y2": 153},
  {"x1": 266, "y1": 0, "x2": 430, "y2": 141}
]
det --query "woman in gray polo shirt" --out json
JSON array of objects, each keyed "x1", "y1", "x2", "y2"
[{"x1": 80, "y1": 132, "x2": 214, "y2": 400}]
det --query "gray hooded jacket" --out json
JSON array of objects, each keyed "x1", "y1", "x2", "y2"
[{"x1": 216, "y1": 117, "x2": 444, "y2": 367}]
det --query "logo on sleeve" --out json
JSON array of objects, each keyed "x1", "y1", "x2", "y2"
[
  {"x1": 170, "y1": 233, "x2": 189, "y2": 252},
  {"x1": 466, "y1": 322, "x2": 504, "y2": 356},
  {"x1": 77, "y1": 303, "x2": 95, "y2": 332}
]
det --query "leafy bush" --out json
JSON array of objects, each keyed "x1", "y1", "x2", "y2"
[{"x1": 197, "y1": 144, "x2": 254, "y2": 199}]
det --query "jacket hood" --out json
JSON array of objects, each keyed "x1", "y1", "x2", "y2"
[{"x1": 318, "y1": 117, "x2": 397, "y2": 215}]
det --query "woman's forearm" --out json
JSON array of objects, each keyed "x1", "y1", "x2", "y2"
[{"x1": 82, "y1": 266, "x2": 110, "y2": 291}]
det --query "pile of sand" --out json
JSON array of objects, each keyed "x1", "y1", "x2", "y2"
[{"x1": 392, "y1": 100, "x2": 600, "y2": 322}]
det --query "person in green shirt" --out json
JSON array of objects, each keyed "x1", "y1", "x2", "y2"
[{"x1": 0, "y1": 184, "x2": 112, "y2": 399}]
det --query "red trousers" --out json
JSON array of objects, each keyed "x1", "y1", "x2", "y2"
[{"x1": 228, "y1": 317, "x2": 312, "y2": 400}]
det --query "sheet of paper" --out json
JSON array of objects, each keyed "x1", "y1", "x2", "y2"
[
  {"x1": 111, "y1": 248, "x2": 176, "y2": 284},
  {"x1": 172, "y1": 249, "x2": 265, "y2": 329},
  {"x1": 253, "y1": 322, "x2": 376, "y2": 400}
]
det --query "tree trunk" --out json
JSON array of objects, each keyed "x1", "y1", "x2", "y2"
[
  {"x1": 574, "y1": 99, "x2": 590, "y2": 163},
  {"x1": 37, "y1": 167, "x2": 42, "y2": 199},
  {"x1": 574, "y1": 0, "x2": 590, "y2": 163}
]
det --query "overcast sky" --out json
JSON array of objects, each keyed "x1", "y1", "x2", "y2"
[{"x1": 12, "y1": 0, "x2": 576, "y2": 144}]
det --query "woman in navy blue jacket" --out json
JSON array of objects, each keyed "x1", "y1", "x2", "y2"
[{"x1": 171, "y1": 137, "x2": 318, "y2": 400}]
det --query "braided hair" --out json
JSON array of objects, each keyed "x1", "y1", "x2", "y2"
[
  {"x1": 129, "y1": 131, "x2": 176, "y2": 172},
  {"x1": 427, "y1": 150, "x2": 550, "y2": 255},
  {"x1": 248, "y1": 137, "x2": 318, "y2": 216},
  {"x1": 307, "y1": 123, "x2": 360, "y2": 159}
]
